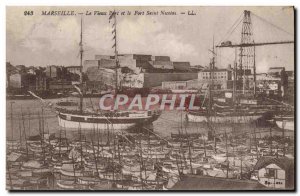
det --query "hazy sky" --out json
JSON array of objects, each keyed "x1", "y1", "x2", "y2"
[{"x1": 6, "y1": 6, "x2": 294, "y2": 72}]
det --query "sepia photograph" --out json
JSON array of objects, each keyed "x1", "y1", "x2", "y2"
[{"x1": 6, "y1": 6, "x2": 295, "y2": 191}]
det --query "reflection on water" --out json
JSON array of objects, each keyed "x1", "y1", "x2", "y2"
[{"x1": 6, "y1": 98, "x2": 294, "y2": 142}]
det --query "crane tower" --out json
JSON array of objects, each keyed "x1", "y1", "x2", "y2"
[{"x1": 238, "y1": 10, "x2": 255, "y2": 93}]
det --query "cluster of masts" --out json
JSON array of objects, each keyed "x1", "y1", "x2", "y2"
[
  {"x1": 7, "y1": 105, "x2": 292, "y2": 190},
  {"x1": 77, "y1": 11, "x2": 120, "y2": 114},
  {"x1": 216, "y1": 10, "x2": 294, "y2": 96},
  {"x1": 76, "y1": 10, "x2": 294, "y2": 112}
]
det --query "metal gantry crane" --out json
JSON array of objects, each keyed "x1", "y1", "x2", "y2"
[{"x1": 216, "y1": 10, "x2": 294, "y2": 96}]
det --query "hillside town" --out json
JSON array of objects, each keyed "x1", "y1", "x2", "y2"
[
  {"x1": 6, "y1": 7, "x2": 295, "y2": 191},
  {"x1": 6, "y1": 53, "x2": 294, "y2": 104}
]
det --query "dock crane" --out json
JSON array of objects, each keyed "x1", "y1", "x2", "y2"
[{"x1": 216, "y1": 10, "x2": 294, "y2": 96}]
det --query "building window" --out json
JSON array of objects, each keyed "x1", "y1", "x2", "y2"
[{"x1": 265, "y1": 168, "x2": 276, "y2": 178}]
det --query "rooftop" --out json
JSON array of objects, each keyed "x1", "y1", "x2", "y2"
[
  {"x1": 269, "y1": 67, "x2": 285, "y2": 70},
  {"x1": 171, "y1": 175, "x2": 268, "y2": 190},
  {"x1": 201, "y1": 68, "x2": 232, "y2": 72},
  {"x1": 66, "y1": 66, "x2": 81, "y2": 69},
  {"x1": 253, "y1": 156, "x2": 294, "y2": 171}
]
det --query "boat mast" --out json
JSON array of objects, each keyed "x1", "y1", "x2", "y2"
[
  {"x1": 209, "y1": 38, "x2": 215, "y2": 112},
  {"x1": 27, "y1": 108, "x2": 31, "y2": 138},
  {"x1": 91, "y1": 137, "x2": 100, "y2": 179},
  {"x1": 225, "y1": 130, "x2": 229, "y2": 178},
  {"x1": 211, "y1": 37, "x2": 217, "y2": 152},
  {"x1": 10, "y1": 101, "x2": 14, "y2": 146},
  {"x1": 110, "y1": 11, "x2": 119, "y2": 93},
  {"x1": 21, "y1": 108, "x2": 28, "y2": 156},
  {"x1": 253, "y1": 42, "x2": 256, "y2": 96},
  {"x1": 79, "y1": 16, "x2": 84, "y2": 113},
  {"x1": 233, "y1": 48, "x2": 237, "y2": 105}
]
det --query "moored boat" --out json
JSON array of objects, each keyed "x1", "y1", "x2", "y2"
[
  {"x1": 274, "y1": 115, "x2": 294, "y2": 130},
  {"x1": 57, "y1": 109, "x2": 161, "y2": 130},
  {"x1": 56, "y1": 180, "x2": 77, "y2": 190}
]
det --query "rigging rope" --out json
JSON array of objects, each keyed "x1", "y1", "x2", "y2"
[
  {"x1": 217, "y1": 12, "x2": 244, "y2": 46},
  {"x1": 251, "y1": 12, "x2": 294, "y2": 36}
]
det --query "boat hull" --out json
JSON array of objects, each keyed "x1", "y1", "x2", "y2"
[
  {"x1": 186, "y1": 112, "x2": 261, "y2": 123},
  {"x1": 58, "y1": 111, "x2": 160, "y2": 130},
  {"x1": 275, "y1": 120, "x2": 294, "y2": 131},
  {"x1": 186, "y1": 113, "x2": 208, "y2": 122},
  {"x1": 58, "y1": 116, "x2": 136, "y2": 130},
  {"x1": 59, "y1": 168, "x2": 84, "y2": 177}
]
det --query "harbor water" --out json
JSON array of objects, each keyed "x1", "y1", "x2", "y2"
[{"x1": 6, "y1": 98, "x2": 294, "y2": 141}]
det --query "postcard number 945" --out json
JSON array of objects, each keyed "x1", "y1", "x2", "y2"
[{"x1": 24, "y1": 11, "x2": 34, "y2": 16}]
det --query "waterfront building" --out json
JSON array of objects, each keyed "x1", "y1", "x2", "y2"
[
  {"x1": 171, "y1": 175, "x2": 267, "y2": 190},
  {"x1": 151, "y1": 60, "x2": 173, "y2": 70},
  {"x1": 198, "y1": 68, "x2": 233, "y2": 81},
  {"x1": 84, "y1": 53, "x2": 197, "y2": 89},
  {"x1": 173, "y1": 62, "x2": 191, "y2": 72},
  {"x1": 45, "y1": 65, "x2": 59, "y2": 78},
  {"x1": 268, "y1": 67, "x2": 285, "y2": 78},
  {"x1": 85, "y1": 67, "x2": 116, "y2": 92},
  {"x1": 48, "y1": 80, "x2": 73, "y2": 92},
  {"x1": 253, "y1": 157, "x2": 294, "y2": 189},
  {"x1": 66, "y1": 66, "x2": 81, "y2": 75}
]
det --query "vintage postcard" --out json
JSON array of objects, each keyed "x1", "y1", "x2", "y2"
[{"x1": 6, "y1": 6, "x2": 295, "y2": 191}]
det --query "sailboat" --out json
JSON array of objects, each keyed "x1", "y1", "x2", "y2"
[
  {"x1": 55, "y1": 13, "x2": 161, "y2": 130},
  {"x1": 186, "y1": 108, "x2": 265, "y2": 123},
  {"x1": 274, "y1": 113, "x2": 294, "y2": 131},
  {"x1": 186, "y1": 40, "x2": 268, "y2": 124}
]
